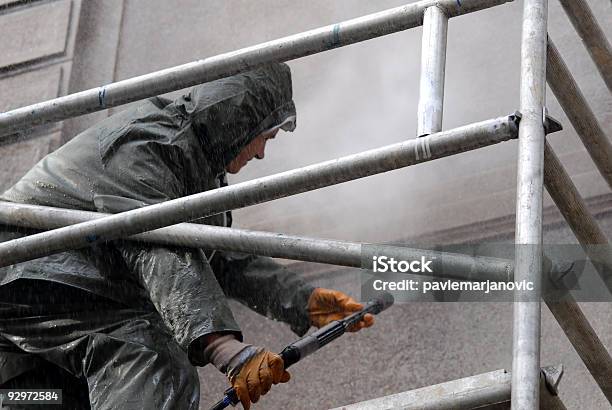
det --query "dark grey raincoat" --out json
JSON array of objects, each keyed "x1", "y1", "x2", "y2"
[{"x1": 0, "y1": 63, "x2": 314, "y2": 409}]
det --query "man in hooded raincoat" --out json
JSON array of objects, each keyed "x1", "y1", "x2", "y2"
[{"x1": 0, "y1": 63, "x2": 373, "y2": 409}]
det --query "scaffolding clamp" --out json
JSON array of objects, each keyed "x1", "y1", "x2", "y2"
[
  {"x1": 541, "y1": 364, "x2": 564, "y2": 395},
  {"x1": 511, "y1": 109, "x2": 563, "y2": 135}
]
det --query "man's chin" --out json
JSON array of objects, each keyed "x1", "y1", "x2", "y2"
[{"x1": 226, "y1": 163, "x2": 246, "y2": 174}]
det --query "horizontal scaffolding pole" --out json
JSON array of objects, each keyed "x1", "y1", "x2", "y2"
[
  {"x1": 557, "y1": 0, "x2": 612, "y2": 92},
  {"x1": 331, "y1": 367, "x2": 566, "y2": 410},
  {"x1": 0, "y1": 202, "x2": 512, "y2": 282},
  {"x1": 0, "y1": 0, "x2": 514, "y2": 139},
  {"x1": 0, "y1": 115, "x2": 518, "y2": 267},
  {"x1": 546, "y1": 37, "x2": 612, "y2": 190}
]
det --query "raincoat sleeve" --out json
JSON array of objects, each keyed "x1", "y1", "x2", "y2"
[
  {"x1": 117, "y1": 242, "x2": 243, "y2": 365},
  {"x1": 210, "y1": 251, "x2": 315, "y2": 336}
]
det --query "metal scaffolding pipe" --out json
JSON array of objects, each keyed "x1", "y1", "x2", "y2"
[
  {"x1": 543, "y1": 142, "x2": 612, "y2": 404},
  {"x1": 546, "y1": 37, "x2": 612, "y2": 190},
  {"x1": 0, "y1": 0, "x2": 513, "y2": 139},
  {"x1": 512, "y1": 0, "x2": 548, "y2": 408},
  {"x1": 0, "y1": 202, "x2": 513, "y2": 283},
  {"x1": 331, "y1": 367, "x2": 567, "y2": 410},
  {"x1": 417, "y1": 5, "x2": 448, "y2": 136},
  {"x1": 557, "y1": 0, "x2": 612, "y2": 92},
  {"x1": 0, "y1": 116, "x2": 518, "y2": 268},
  {"x1": 545, "y1": 297, "x2": 612, "y2": 405}
]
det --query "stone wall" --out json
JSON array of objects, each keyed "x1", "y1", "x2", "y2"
[{"x1": 0, "y1": 0, "x2": 82, "y2": 191}]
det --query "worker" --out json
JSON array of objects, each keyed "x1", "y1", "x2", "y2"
[{"x1": 0, "y1": 62, "x2": 373, "y2": 409}]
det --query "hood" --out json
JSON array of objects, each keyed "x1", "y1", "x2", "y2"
[{"x1": 172, "y1": 63, "x2": 296, "y2": 173}]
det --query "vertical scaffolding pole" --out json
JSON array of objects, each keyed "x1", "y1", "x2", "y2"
[
  {"x1": 417, "y1": 6, "x2": 448, "y2": 136},
  {"x1": 557, "y1": 0, "x2": 612, "y2": 93},
  {"x1": 512, "y1": 0, "x2": 548, "y2": 408}
]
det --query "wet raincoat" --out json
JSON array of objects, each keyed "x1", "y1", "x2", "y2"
[{"x1": 0, "y1": 63, "x2": 314, "y2": 409}]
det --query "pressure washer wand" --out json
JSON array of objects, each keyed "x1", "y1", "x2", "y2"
[{"x1": 210, "y1": 293, "x2": 394, "y2": 410}]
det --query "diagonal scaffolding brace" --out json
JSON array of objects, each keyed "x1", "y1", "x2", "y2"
[
  {"x1": 546, "y1": 37, "x2": 612, "y2": 190},
  {"x1": 543, "y1": 142, "x2": 612, "y2": 404},
  {"x1": 557, "y1": 0, "x2": 612, "y2": 93}
]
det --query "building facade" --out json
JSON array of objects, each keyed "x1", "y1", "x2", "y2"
[{"x1": 1, "y1": 0, "x2": 611, "y2": 408}]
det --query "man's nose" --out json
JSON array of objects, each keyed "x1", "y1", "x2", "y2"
[{"x1": 255, "y1": 144, "x2": 266, "y2": 160}]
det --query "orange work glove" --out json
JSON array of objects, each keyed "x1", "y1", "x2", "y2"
[
  {"x1": 307, "y1": 287, "x2": 375, "y2": 331},
  {"x1": 227, "y1": 348, "x2": 290, "y2": 410}
]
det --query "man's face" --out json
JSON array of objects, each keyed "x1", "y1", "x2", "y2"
[{"x1": 226, "y1": 129, "x2": 279, "y2": 174}]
